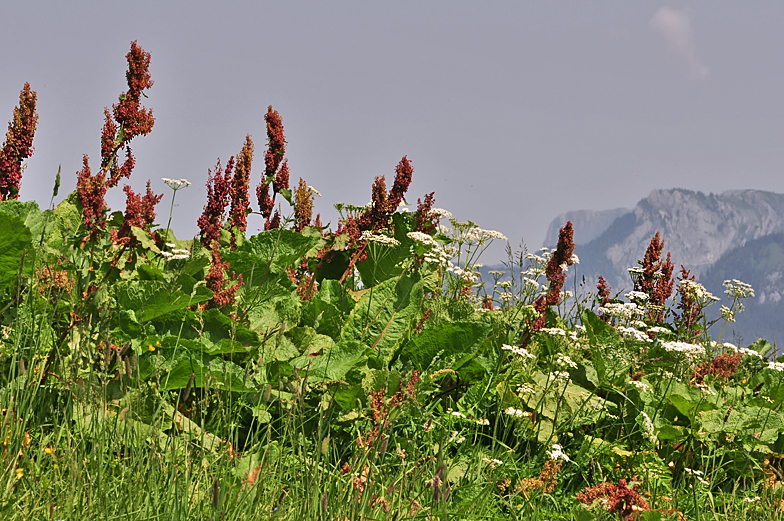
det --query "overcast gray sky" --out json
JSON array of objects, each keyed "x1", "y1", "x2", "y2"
[{"x1": 3, "y1": 1, "x2": 784, "y2": 262}]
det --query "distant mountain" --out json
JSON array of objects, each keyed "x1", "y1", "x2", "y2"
[
  {"x1": 545, "y1": 208, "x2": 630, "y2": 247},
  {"x1": 700, "y1": 233, "x2": 784, "y2": 346},
  {"x1": 544, "y1": 188, "x2": 784, "y2": 344}
]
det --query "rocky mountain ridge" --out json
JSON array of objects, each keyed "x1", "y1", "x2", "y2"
[{"x1": 544, "y1": 188, "x2": 784, "y2": 344}]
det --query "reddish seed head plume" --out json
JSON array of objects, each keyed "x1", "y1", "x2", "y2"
[
  {"x1": 104, "y1": 41, "x2": 155, "y2": 188},
  {"x1": 264, "y1": 106, "x2": 286, "y2": 177},
  {"x1": 274, "y1": 160, "x2": 289, "y2": 194},
  {"x1": 197, "y1": 157, "x2": 233, "y2": 248},
  {"x1": 76, "y1": 155, "x2": 108, "y2": 242},
  {"x1": 113, "y1": 180, "x2": 163, "y2": 245},
  {"x1": 265, "y1": 209, "x2": 281, "y2": 230},
  {"x1": 596, "y1": 276, "x2": 611, "y2": 306},
  {"x1": 0, "y1": 83, "x2": 38, "y2": 201},
  {"x1": 229, "y1": 135, "x2": 254, "y2": 247},
  {"x1": 544, "y1": 221, "x2": 575, "y2": 305},
  {"x1": 256, "y1": 180, "x2": 273, "y2": 218},
  {"x1": 388, "y1": 156, "x2": 413, "y2": 211},
  {"x1": 414, "y1": 192, "x2": 437, "y2": 234},
  {"x1": 293, "y1": 178, "x2": 313, "y2": 232},
  {"x1": 205, "y1": 246, "x2": 243, "y2": 307}
]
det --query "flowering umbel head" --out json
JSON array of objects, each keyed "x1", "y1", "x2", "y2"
[{"x1": 0, "y1": 83, "x2": 38, "y2": 201}]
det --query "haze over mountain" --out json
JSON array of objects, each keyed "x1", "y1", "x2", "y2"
[{"x1": 543, "y1": 188, "x2": 784, "y2": 346}]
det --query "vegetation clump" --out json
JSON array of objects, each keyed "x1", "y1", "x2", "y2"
[{"x1": 0, "y1": 42, "x2": 781, "y2": 520}]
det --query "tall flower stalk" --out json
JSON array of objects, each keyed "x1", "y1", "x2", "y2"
[
  {"x1": 76, "y1": 41, "x2": 155, "y2": 243},
  {"x1": 0, "y1": 83, "x2": 38, "y2": 201}
]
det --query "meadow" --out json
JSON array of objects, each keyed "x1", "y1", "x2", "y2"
[{"x1": 0, "y1": 42, "x2": 782, "y2": 520}]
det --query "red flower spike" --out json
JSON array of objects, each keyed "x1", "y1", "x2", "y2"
[
  {"x1": 197, "y1": 158, "x2": 233, "y2": 248},
  {"x1": 544, "y1": 221, "x2": 575, "y2": 305},
  {"x1": 229, "y1": 135, "x2": 254, "y2": 247},
  {"x1": 274, "y1": 159, "x2": 289, "y2": 194},
  {"x1": 205, "y1": 246, "x2": 243, "y2": 307},
  {"x1": 256, "y1": 180, "x2": 273, "y2": 218},
  {"x1": 415, "y1": 192, "x2": 437, "y2": 234},
  {"x1": 265, "y1": 210, "x2": 281, "y2": 231},
  {"x1": 264, "y1": 106, "x2": 286, "y2": 176},
  {"x1": 100, "y1": 109, "x2": 118, "y2": 170},
  {"x1": 0, "y1": 83, "x2": 38, "y2": 201},
  {"x1": 76, "y1": 155, "x2": 108, "y2": 242},
  {"x1": 293, "y1": 177, "x2": 313, "y2": 232},
  {"x1": 388, "y1": 156, "x2": 413, "y2": 211},
  {"x1": 596, "y1": 276, "x2": 611, "y2": 306}
]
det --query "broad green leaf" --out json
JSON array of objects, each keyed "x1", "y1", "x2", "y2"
[
  {"x1": 301, "y1": 297, "x2": 343, "y2": 339},
  {"x1": 239, "y1": 229, "x2": 321, "y2": 273},
  {"x1": 341, "y1": 273, "x2": 423, "y2": 364},
  {"x1": 0, "y1": 200, "x2": 50, "y2": 245},
  {"x1": 131, "y1": 226, "x2": 160, "y2": 253},
  {"x1": 400, "y1": 321, "x2": 492, "y2": 370},
  {"x1": 47, "y1": 194, "x2": 82, "y2": 249},
  {"x1": 0, "y1": 213, "x2": 32, "y2": 292},
  {"x1": 290, "y1": 339, "x2": 367, "y2": 381},
  {"x1": 115, "y1": 280, "x2": 212, "y2": 323}
]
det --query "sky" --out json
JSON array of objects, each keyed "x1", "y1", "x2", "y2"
[{"x1": 3, "y1": 1, "x2": 784, "y2": 262}]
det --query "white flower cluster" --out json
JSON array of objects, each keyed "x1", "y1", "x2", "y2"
[
  {"x1": 161, "y1": 245, "x2": 191, "y2": 261},
  {"x1": 162, "y1": 178, "x2": 191, "y2": 190},
  {"x1": 618, "y1": 326, "x2": 652, "y2": 343},
  {"x1": 646, "y1": 326, "x2": 671, "y2": 335},
  {"x1": 430, "y1": 208, "x2": 453, "y2": 220},
  {"x1": 540, "y1": 327, "x2": 566, "y2": 337},
  {"x1": 547, "y1": 444, "x2": 570, "y2": 462},
  {"x1": 712, "y1": 342, "x2": 763, "y2": 359},
  {"x1": 407, "y1": 231, "x2": 439, "y2": 247},
  {"x1": 549, "y1": 371, "x2": 571, "y2": 383},
  {"x1": 482, "y1": 457, "x2": 504, "y2": 468},
  {"x1": 694, "y1": 381, "x2": 717, "y2": 396},
  {"x1": 723, "y1": 279, "x2": 754, "y2": 299},
  {"x1": 361, "y1": 231, "x2": 400, "y2": 247},
  {"x1": 504, "y1": 407, "x2": 530, "y2": 418},
  {"x1": 448, "y1": 431, "x2": 466, "y2": 444},
  {"x1": 475, "y1": 418, "x2": 490, "y2": 426},
  {"x1": 517, "y1": 383, "x2": 535, "y2": 394},
  {"x1": 502, "y1": 344, "x2": 536, "y2": 360},
  {"x1": 450, "y1": 266, "x2": 479, "y2": 283},
  {"x1": 598, "y1": 302, "x2": 644, "y2": 321},
  {"x1": 556, "y1": 353, "x2": 578, "y2": 369},
  {"x1": 423, "y1": 244, "x2": 455, "y2": 268},
  {"x1": 625, "y1": 291, "x2": 649, "y2": 302},
  {"x1": 524, "y1": 278, "x2": 540, "y2": 292},
  {"x1": 570, "y1": 254, "x2": 580, "y2": 265},
  {"x1": 662, "y1": 341, "x2": 706, "y2": 358},
  {"x1": 767, "y1": 361, "x2": 784, "y2": 372},
  {"x1": 628, "y1": 380, "x2": 651, "y2": 392},
  {"x1": 679, "y1": 280, "x2": 720, "y2": 302},
  {"x1": 448, "y1": 409, "x2": 467, "y2": 419},
  {"x1": 742, "y1": 497, "x2": 761, "y2": 503},
  {"x1": 720, "y1": 305, "x2": 736, "y2": 322},
  {"x1": 683, "y1": 468, "x2": 709, "y2": 486},
  {"x1": 498, "y1": 280, "x2": 512, "y2": 289},
  {"x1": 464, "y1": 227, "x2": 508, "y2": 243},
  {"x1": 638, "y1": 411, "x2": 657, "y2": 444}
]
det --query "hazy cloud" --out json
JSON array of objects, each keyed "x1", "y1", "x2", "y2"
[{"x1": 650, "y1": 7, "x2": 709, "y2": 80}]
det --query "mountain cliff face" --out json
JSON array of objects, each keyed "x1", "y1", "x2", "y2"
[
  {"x1": 545, "y1": 208, "x2": 630, "y2": 246},
  {"x1": 569, "y1": 189, "x2": 784, "y2": 292},
  {"x1": 548, "y1": 189, "x2": 784, "y2": 344}
]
